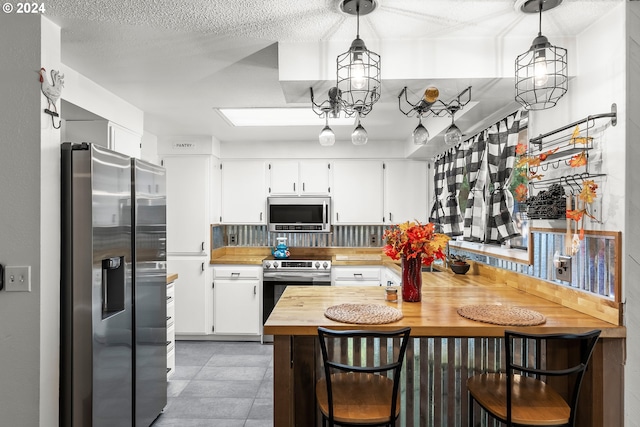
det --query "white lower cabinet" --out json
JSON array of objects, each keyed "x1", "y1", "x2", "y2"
[
  {"x1": 384, "y1": 267, "x2": 402, "y2": 287},
  {"x1": 166, "y1": 279, "x2": 176, "y2": 378},
  {"x1": 212, "y1": 266, "x2": 261, "y2": 335},
  {"x1": 332, "y1": 266, "x2": 382, "y2": 286},
  {"x1": 170, "y1": 257, "x2": 212, "y2": 335}
]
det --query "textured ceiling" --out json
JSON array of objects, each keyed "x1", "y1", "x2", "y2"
[{"x1": 46, "y1": 0, "x2": 623, "y2": 157}]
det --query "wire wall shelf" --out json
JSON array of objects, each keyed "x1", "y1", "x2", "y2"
[{"x1": 526, "y1": 103, "x2": 617, "y2": 191}]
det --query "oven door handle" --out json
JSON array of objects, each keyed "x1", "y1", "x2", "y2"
[{"x1": 263, "y1": 272, "x2": 330, "y2": 282}]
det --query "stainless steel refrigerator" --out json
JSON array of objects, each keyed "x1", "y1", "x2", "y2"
[{"x1": 61, "y1": 142, "x2": 167, "y2": 427}]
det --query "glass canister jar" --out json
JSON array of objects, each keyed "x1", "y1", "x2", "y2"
[{"x1": 385, "y1": 287, "x2": 398, "y2": 302}]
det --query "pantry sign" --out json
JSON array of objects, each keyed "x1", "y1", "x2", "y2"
[{"x1": 172, "y1": 142, "x2": 197, "y2": 150}]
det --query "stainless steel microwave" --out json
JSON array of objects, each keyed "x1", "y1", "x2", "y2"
[{"x1": 267, "y1": 196, "x2": 331, "y2": 233}]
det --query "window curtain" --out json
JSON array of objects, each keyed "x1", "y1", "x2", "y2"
[
  {"x1": 485, "y1": 111, "x2": 521, "y2": 243},
  {"x1": 429, "y1": 155, "x2": 446, "y2": 229},
  {"x1": 463, "y1": 133, "x2": 488, "y2": 242},
  {"x1": 441, "y1": 147, "x2": 465, "y2": 236}
]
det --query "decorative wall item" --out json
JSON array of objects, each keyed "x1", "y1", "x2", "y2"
[{"x1": 39, "y1": 67, "x2": 64, "y2": 129}]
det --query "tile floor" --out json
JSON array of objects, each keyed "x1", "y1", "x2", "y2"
[{"x1": 152, "y1": 341, "x2": 273, "y2": 427}]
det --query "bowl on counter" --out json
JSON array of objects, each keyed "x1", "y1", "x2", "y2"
[{"x1": 450, "y1": 263, "x2": 470, "y2": 275}]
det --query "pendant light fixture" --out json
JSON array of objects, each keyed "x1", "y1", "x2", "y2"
[
  {"x1": 351, "y1": 114, "x2": 368, "y2": 145},
  {"x1": 336, "y1": 0, "x2": 381, "y2": 118},
  {"x1": 515, "y1": 0, "x2": 568, "y2": 110},
  {"x1": 319, "y1": 113, "x2": 336, "y2": 146}
]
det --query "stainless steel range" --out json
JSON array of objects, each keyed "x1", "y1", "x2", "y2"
[{"x1": 262, "y1": 257, "x2": 332, "y2": 341}]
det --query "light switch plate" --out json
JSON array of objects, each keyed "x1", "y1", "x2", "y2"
[{"x1": 5, "y1": 266, "x2": 31, "y2": 292}]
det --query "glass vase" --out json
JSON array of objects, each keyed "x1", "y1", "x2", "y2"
[{"x1": 401, "y1": 255, "x2": 422, "y2": 302}]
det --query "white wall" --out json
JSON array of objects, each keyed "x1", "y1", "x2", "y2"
[
  {"x1": 61, "y1": 64, "x2": 144, "y2": 135},
  {"x1": 625, "y1": 2, "x2": 640, "y2": 423},
  {"x1": 220, "y1": 138, "x2": 408, "y2": 159},
  {"x1": 0, "y1": 14, "x2": 60, "y2": 426}
]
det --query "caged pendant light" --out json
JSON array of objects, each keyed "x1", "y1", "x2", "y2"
[
  {"x1": 515, "y1": 0, "x2": 568, "y2": 110},
  {"x1": 336, "y1": 0, "x2": 381, "y2": 120}
]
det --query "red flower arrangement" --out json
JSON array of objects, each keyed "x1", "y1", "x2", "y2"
[{"x1": 382, "y1": 221, "x2": 450, "y2": 266}]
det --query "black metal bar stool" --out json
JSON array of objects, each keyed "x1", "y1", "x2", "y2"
[
  {"x1": 316, "y1": 327, "x2": 411, "y2": 427},
  {"x1": 467, "y1": 329, "x2": 601, "y2": 427}
]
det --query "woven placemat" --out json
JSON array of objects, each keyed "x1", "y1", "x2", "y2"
[
  {"x1": 324, "y1": 303, "x2": 404, "y2": 325},
  {"x1": 457, "y1": 304, "x2": 546, "y2": 326}
]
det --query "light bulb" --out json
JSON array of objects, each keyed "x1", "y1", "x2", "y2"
[
  {"x1": 350, "y1": 59, "x2": 366, "y2": 90},
  {"x1": 412, "y1": 120, "x2": 429, "y2": 145},
  {"x1": 319, "y1": 125, "x2": 335, "y2": 146},
  {"x1": 352, "y1": 122, "x2": 368, "y2": 145},
  {"x1": 444, "y1": 123, "x2": 462, "y2": 146},
  {"x1": 533, "y1": 51, "x2": 549, "y2": 87}
]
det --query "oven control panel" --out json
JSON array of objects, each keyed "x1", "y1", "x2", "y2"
[{"x1": 262, "y1": 260, "x2": 331, "y2": 270}]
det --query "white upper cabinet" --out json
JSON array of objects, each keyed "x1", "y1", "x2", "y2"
[
  {"x1": 332, "y1": 160, "x2": 384, "y2": 224},
  {"x1": 299, "y1": 160, "x2": 331, "y2": 195},
  {"x1": 221, "y1": 160, "x2": 266, "y2": 224},
  {"x1": 163, "y1": 155, "x2": 210, "y2": 254},
  {"x1": 384, "y1": 160, "x2": 428, "y2": 224},
  {"x1": 109, "y1": 122, "x2": 141, "y2": 159},
  {"x1": 65, "y1": 120, "x2": 141, "y2": 159},
  {"x1": 210, "y1": 157, "x2": 221, "y2": 225},
  {"x1": 268, "y1": 160, "x2": 331, "y2": 195}
]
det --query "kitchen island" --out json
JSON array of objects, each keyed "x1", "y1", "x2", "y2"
[{"x1": 263, "y1": 273, "x2": 625, "y2": 427}]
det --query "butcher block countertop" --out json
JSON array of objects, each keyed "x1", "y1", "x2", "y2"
[
  {"x1": 167, "y1": 273, "x2": 178, "y2": 284},
  {"x1": 211, "y1": 246, "x2": 622, "y2": 325},
  {"x1": 210, "y1": 246, "x2": 392, "y2": 266},
  {"x1": 263, "y1": 274, "x2": 625, "y2": 338}
]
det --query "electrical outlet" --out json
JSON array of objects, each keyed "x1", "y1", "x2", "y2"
[
  {"x1": 5, "y1": 266, "x2": 31, "y2": 292},
  {"x1": 555, "y1": 258, "x2": 572, "y2": 282},
  {"x1": 229, "y1": 234, "x2": 237, "y2": 245},
  {"x1": 590, "y1": 197, "x2": 603, "y2": 223},
  {"x1": 370, "y1": 234, "x2": 379, "y2": 246}
]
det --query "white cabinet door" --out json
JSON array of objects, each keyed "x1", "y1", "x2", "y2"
[
  {"x1": 163, "y1": 156, "x2": 210, "y2": 254},
  {"x1": 332, "y1": 160, "x2": 384, "y2": 224},
  {"x1": 299, "y1": 160, "x2": 331, "y2": 195},
  {"x1": 109, "y1": 122, "x2": 141, "y2": 159},
  {"x1": 170, "y1": 257, "x2": 212, "y2": 335},
  {"x1": 383, "y1": 267, "x2": 402, "y2": 287},
  {"x1": 268, "y1": 160, "x2": 299, "y2": 195},
  {"x1": 221, "y1": 160, "x2": 266, "y2": 224},
  {"x1": 268, "y1": 160, "x2": 331, "y2": 195},
  {"x1": 384, "y1": 161, "x2": 428, "y2": 224},
  {"x1": 334, "y1": 280, "x2": 382, "y2": 287},
  {"x1": 213, "y1": 280, "x2": 261, "y2": 335},
  {"x1": 211, "y1": 157, "x2": 221, "y2": 224},
  {"x1": 332, "y1": 266, "x2": 381, "y2": 286}
]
